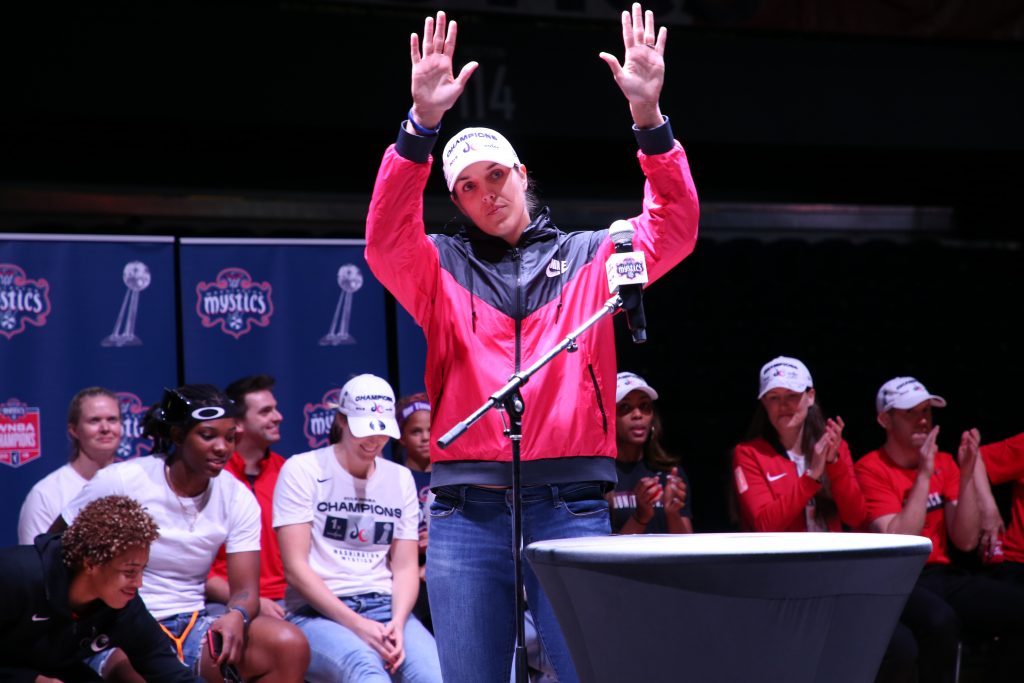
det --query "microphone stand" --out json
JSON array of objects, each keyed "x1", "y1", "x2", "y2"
[{"x1": 437, "y1": 293, "x2": 624, "y2": 683}]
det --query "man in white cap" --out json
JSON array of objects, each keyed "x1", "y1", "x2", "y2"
[
  {"x1": 364, "y1": 5, "x2": 699, "y2": 682},
  {"x1": 856, "y1": 376, "x2": 977, "y2": 553},
  {"x1": 856, "y1": 377, "x2": 1024, "y2": 683}
]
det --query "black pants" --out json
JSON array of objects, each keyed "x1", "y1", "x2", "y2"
[
  {"x1": 897, "y1": 564, "x2": 1024, "y2": 683},
  {"x1": 875, "y1": 621, "x2": 917, "y2": 683}
]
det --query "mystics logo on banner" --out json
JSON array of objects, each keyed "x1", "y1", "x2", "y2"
[
  {"x1": 195, "y1": 267, "x2": 274, "y2": 339},
  {"x1": 0, "y1": 264, "x2": 51, "y2": 339},
  {"x1": 303, "y1": 388, "x2": 341, "y2": 449},
  {"x1": 0, "y1": 398, "x2": 42, "y2": 468},
  {"x1": 115, "y1": 391, "x2": 152, "y2": 461}
]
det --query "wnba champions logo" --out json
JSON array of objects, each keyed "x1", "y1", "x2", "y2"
[
  {"x1": 196, "y1": 268, "x2": 274, "y2": 339},
  {"x1": 0, "y1": 398, "x2": 42, "y2": 468},
  {"x1": 303, "y1": 389, "x2": 341, "y2": 449},
  {"x1": 0, "y1": 264, "x2": 51, "y2": 340},
  {"x1": 115, "y1": 391, "x2": 152, "y2": 461}
]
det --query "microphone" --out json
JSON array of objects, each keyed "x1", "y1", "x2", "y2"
[{"x1": 606, "y1": 220, "x2": 649, "y2": 344}]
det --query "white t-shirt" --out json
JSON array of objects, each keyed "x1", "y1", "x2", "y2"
[
  {"x1": 18, "y1": 463, "x2": 89, "y2": 545},
  {"x1": 786, "y1": 450, "x2": 827, "y2": 533},
  {"x1": 63, "y1": 455, "x2": 261, "y2": 620},
  {"x1": 273, "y1": 445, "x2": 419, "y2": 612}
]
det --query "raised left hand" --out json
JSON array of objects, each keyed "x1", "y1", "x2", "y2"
[
  {"x1": 957, "y1": 428, "x2": 981, "y2": 475},
  {"x1": 599, "y1": 3, "x2": 666, "y2": 128}
]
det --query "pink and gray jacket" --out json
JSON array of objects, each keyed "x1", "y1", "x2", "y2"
[{"x1": 366, "y1": 119, "x2": 699, "y2": 488}]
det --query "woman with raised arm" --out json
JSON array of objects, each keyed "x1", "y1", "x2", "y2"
[
  {"x1": 58, "y1": 384, "x2": 309, "y2": 683},
  {"x1": 364, "y1": 4, "x2": 700, "y2": 682}
]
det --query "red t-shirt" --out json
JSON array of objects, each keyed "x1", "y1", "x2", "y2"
[
  {"x1": 208, "y1": 451, "x2": 287, "y2": 600},
  {"x1": 855, "y1": 448, "x2": 960, "y2": 565},
  {"x1": 981, "y1": 432, "x2": 1024, "y2": 564}
]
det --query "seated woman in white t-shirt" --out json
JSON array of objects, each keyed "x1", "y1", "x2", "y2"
[
  {"x1": 18, "y1": 386, "x2": 123, "y2": 545},
  {"x1": 59, "y1": 384, "x2": 309, "y2": 683},
  {"x1": 275, "y1": 374, "x2": 441, "y2": 683}
]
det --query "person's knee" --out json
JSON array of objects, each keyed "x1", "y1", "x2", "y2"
[
  {"x1": 101, "y1": 649, "x2": 144, "y2": 683},
  {"x1": 270, "y1": 620, "x2": 311, "y2": 668},
  {"x1": 250, "y1": 618, "x2": 311, "y2": 674},
  {"x1": 920, "y1": 609, "x2": 960, "y2": 650},
  {"x1": 335, "y1": 647, "x2": 387, "y2": 679}
]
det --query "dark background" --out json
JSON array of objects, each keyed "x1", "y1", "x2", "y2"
[{"x1": 2, "y1": 0, "x2": 1023, "y2": 532}]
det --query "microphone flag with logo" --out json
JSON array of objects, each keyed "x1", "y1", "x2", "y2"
[{"x1": 606, "y1": 220, "x2": 649, "y2": 343}]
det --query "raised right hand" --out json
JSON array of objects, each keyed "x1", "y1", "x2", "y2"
[
  {"x1": 918, "y1": 425, "x2": 939, "y2": 478},
  {"x1": 632, "y1": 475, "x2": 663, "y2": 524},
  {"x1": 809, "y1": 416, "x2": 844, "y2": 480},
  {"x1": 409, "y1": 11, "x2": 479, "y2": 130}
]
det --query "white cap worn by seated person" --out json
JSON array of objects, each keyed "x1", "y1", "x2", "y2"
[
  {"x1": 335, "y1": 374, "x2": 401, "y2": 439},
  {"x1": 616, "y1": 372, "x2": 659, "y2": 403},
  {"x1": 757, "y1": 356, "x2": 813, "y2": 399},
  {"x1": 875, "y1": 377, "x2": 947, "y2": 414},
  {"x1": 442, "y1": 127, "x2": 521, "y2": 192}
]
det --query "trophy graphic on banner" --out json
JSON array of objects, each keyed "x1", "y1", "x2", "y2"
[
  {"x1": 319, "y1": 264, "x2": 362, "y2": 346},
  {"x1": 101, "y1": 261, "x2": 150, "y2": 347}
]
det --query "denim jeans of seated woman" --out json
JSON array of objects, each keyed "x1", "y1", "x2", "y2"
[
  {"x1": 426, "y1": 482, "x2": 611, "y2": 683},
  {"x1": 287, "y1": 593, "x2": 441, "y2": 683}
]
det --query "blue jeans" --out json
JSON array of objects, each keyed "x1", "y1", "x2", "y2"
[
  {"x1": 287, "y1": 593, "x2": 441, "y2": 683},
  {"x1": 427, "y1": 482, "x2": 611, "y2": 683},
  {"x1": 156, "y1": 611, "x2": 217, "y2": 674}
]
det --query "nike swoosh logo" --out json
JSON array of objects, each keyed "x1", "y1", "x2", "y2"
[
  {"x1": 766, "y1": 472, "x2": 787, "y2": 482},
  {"x1": 32, "y1": 614, "x2": 50, "y2": 622},
  {"x1": 545, "y1": 259, "x2": 568, "y2": 278},
  {"x1": 316, "y1": 478, "x2": 331, "y2": 483}
]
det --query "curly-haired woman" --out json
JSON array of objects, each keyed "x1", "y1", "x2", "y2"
[{"x1": 1, "y1": 495, "x2": 195, "y2": 682}]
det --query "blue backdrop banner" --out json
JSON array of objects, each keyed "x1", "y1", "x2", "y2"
[
  {"x1": 0, "y1": 235, "x2": 178, "y2": 547},
  {"x1": 178, "y1": 238, "x2": 389, "y2": 461}
]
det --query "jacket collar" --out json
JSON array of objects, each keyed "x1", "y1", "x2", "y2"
[{"x1": 462, "y1": 207, "x2": 557, "y2": 256}]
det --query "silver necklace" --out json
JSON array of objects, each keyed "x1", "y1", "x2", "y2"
[{"x1": 164, "y1": 464, "x2": 210, "y2": 532}]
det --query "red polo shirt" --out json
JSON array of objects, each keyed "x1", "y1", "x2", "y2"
[{"x1": 208, "y1": 450, "x2": 287, "y2": 600}]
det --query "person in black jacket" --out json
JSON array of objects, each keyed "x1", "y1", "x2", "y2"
[{"x1": 0, "y1": 495, "x2": 196, "y2": 683}]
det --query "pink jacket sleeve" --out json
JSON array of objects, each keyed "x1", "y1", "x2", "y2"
[
  {"x1": 365, "y1": 145, "x2": 441, "y2": 328},
  {"x1": 594, "y1": 141, "x2": 700, "y2": 287}
]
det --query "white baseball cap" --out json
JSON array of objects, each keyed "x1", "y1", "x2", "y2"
[
  {"x1": 758, "y1": 356, "x2": 813, "y2": 399},
  {"x1": 616, "y1": 372, "x2": 659, "y2": 403},
  {"x1": 875, "y1": 377, "x2": 947, "y2": 414},
  {"x1": 336, "y1": 374, "x2": 400, "y2": 439},
  {"x1": 442, "y1": 127, "x2": 521, "y2": 192}
]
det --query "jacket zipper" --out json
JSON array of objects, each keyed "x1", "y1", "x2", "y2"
[
  {"x1": 588, "y1": 364, "x2": 608, "y2": 433},
  {"x1": 512, "y1": 248, "x2": 522, "y2": 372}
]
